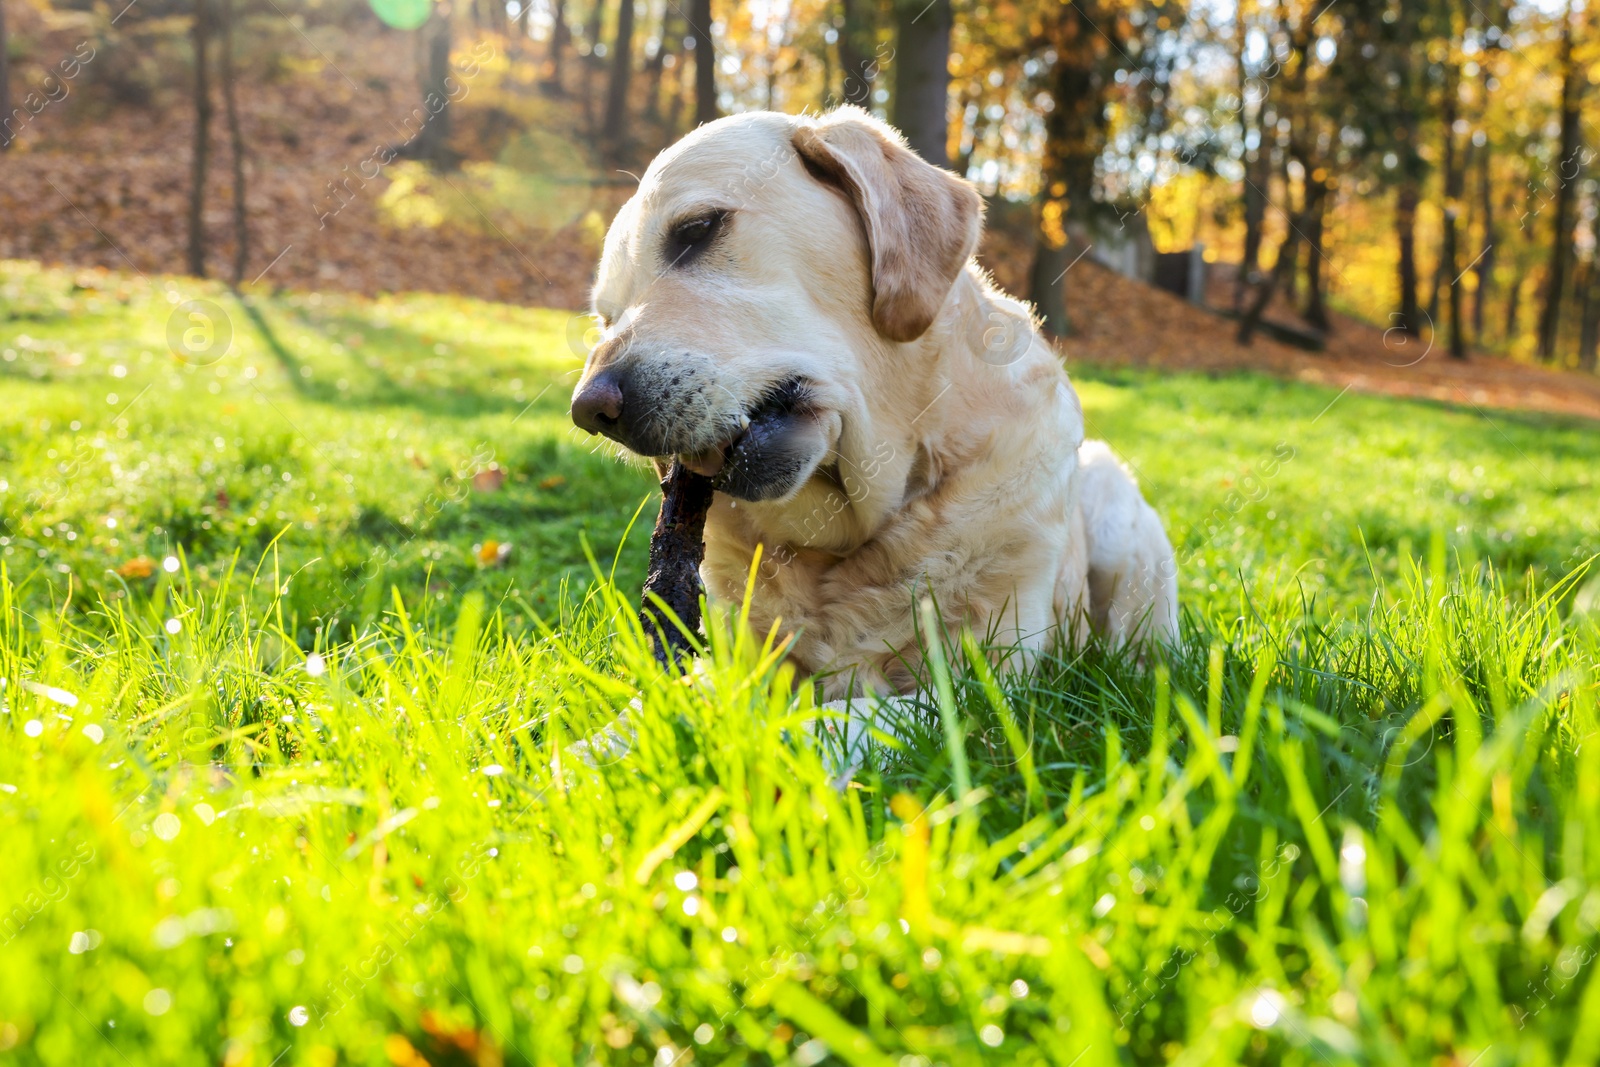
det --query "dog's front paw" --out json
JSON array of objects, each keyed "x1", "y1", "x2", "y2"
[
  {"x1": 809, "y1": 694, "x2": 922, "y2": 789},
  {"x1": 563, "y1": 719, "x2": 634, "y2": 768},
  {"x1": 551, "y1": 697, "x2": 641, "y2": 786}
]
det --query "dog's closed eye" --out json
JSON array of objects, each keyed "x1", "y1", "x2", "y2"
[{"x1": 663, "y1": 210, "x2": 729, "y2": 267}]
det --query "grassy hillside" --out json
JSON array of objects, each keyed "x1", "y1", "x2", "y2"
[{"x1": 2, "y1": 260, "x2": 1600, "y2": 1065}]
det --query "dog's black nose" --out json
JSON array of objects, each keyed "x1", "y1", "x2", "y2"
[{"x1": 571, "y1": 370, "x2": 625, "y2": 435}]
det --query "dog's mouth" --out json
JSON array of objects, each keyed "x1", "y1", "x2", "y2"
[{"x1": 675, "y1": 378, "x2": 820, "y2": 501}]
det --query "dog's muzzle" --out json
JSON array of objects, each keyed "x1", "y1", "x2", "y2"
[{"x1": 571, "y1": 373, "x2": 820, "y2": 502}]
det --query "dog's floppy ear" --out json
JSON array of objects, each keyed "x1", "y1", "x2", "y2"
[{"x1": 793, "y1": 107, "x2": 983, "y2": 343}]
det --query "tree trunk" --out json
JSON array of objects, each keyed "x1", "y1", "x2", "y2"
[
  {"x1": 1473, "y1": 133, "x2": 1494, "y2": 346},
  {"x1": 1425, "y1": 256, "x2": 1441, "y2": 330},
  {"x1": 1238, "y1": 222, "x2": 1301, "y2": 345},
  {"x1": 1505, "y1": 275, "x2": 1521, "y2": 344},
  {"x1": 1027, "y1": 6, "x2": 1103, "y2": 336},
  {"x1": 1390, "y1": 4, "x2": 1424, "y2": 337},
  {"x1": 837, "y1": 0, "x2": 876, "y2": 108},
  {"x1": 763, "y1": 5, "x2": 787, "y2": 110},
  {"x1": 0, "y1": 0, "x2": 11, "y2": 153},
  {"x1": 1278, "y1": 151, "x2": 1299, "y2": 303},
  {"x1": 546, "y1": 0, "x2": 568, "y2": 91},
  {"x1": 1300, "y1": 177, "x2": 1331, "y2": 332},
  {"x1": 601, "y1": 0, "x2": 635, "y2": 147},
  {"x1": 1237, "y1": 138, "x2": 1269, "y2": 313},
  {"x1": 690, "y1": 0, "x2": 715, "y2": 125},
  {"x1": 954, "y1": 91, "x2": 981, "y2": 175},
  {"x1": 188, "y1": 0, "x2": 213, "y2": 278},
  {"x1": 1395, "y1": 179, "x2": 1422, "y2": 335},
  {"x1": 1537, "y1": 1, "x2": 1582, "y2": 363},
  {"x1": 586, "y1": 0, "x2": 604, "y2": 58},
  {"x1": 413, "y1": 7, "x2": 455, "y2": 167},
  {"x1": 582, "y1": 0, "x2": 605, "y2": 132},
  {"x1": 1267, "y1": 209, "x2": 1301, "y2": 326},
  {"x1": 1234, "y1": 5, "x2": 1265, "y2": 311},
  {"x1": 1443, "y1": 213, "x2": 1464, "y2": 359},
  {"x1": 1240, "y1": 127, "x2": 1310, "y2": 344},
  {"x1": 891, "y1": 0, "x2": 951, "y2": 167},
  {"x1": 819, "y1": 22, "x2": 833, "y2": 112},
  {"x1": 1440, "y1": 60, "x2": 1466, "y2": 359},
  {"x1": 1028, "y1": 239, "x2": 1074, "y2": 338},
  {"x1": 664, "y1": 26, "x2": 684, "y2": 132},
  {"x1": 219, "y1": 0, "x2": 247, "y2": 285},
  {"x1": 1579, "y1": 259, "x2": 1600, "y2": 372},
  {"x1": 644, "y1": 1, "x2": 675, "y2": 120}
]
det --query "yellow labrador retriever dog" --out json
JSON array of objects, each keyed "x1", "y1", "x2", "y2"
[{"x1": 571, "y1": 106, "x2": 1177, "y2": 706}]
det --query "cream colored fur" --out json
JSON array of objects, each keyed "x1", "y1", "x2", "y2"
[{"x1": 578, "y1": 107, "x2": 1178, "y2": 700}]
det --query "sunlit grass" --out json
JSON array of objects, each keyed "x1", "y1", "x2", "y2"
[
  {"x1": 2, "y1": 555, "x2": 1598, "y2": 1064},
  {"x1": 3, "y1": 260, "x2": 1600, "y2": 1064}
]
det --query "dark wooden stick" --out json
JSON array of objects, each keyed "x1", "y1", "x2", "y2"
[{"x1": 640, "y1": 461, "x2": 714, "y2": 666}]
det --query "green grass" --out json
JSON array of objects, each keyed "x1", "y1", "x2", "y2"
[{"x1": 2, "y1": 258, "x2": 1600, "y2": 1065}]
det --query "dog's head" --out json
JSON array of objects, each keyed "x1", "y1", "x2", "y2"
[{"x1": 570, "y1": 107, "x2": 982, "y2": 505}]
